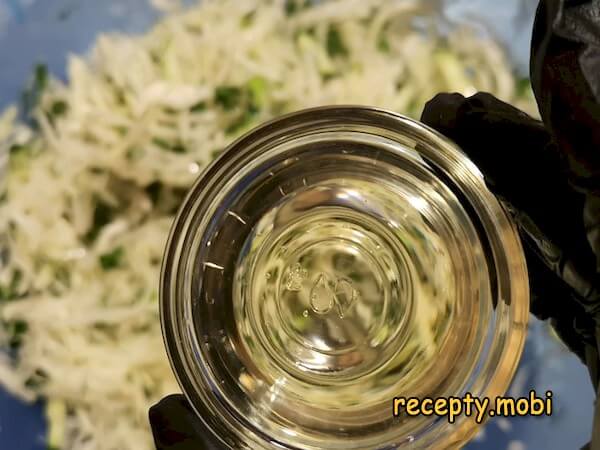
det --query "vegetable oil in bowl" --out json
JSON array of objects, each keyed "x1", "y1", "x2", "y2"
[{"x1": 160, "y1": 106, "x2": 529, "y2": 449}]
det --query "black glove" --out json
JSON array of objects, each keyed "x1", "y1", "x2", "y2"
[
  {"x1": 149, "y1": 394, "x2": 227, "y2": 450},
  {"x1": 421, "y1": 0, "x2": 600, "y2": 448},
  {"x1": 150, "y1": 1, "x2": 600, "y2": 449}
]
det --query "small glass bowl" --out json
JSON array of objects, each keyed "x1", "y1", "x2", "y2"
[{"x1": 160, "y1": 106, "x2": 529, "y2": 449}]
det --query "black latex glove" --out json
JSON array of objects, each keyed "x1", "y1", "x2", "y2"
[
  {"x1": 149, "y1": 394, "x2": 226, "y2": 450},
  {"x1": 150, "y1": 1, "x2": 600, "y2": 449},
  {"x1": 421, "y1": 0, "x2": 600, "y2": 448}
]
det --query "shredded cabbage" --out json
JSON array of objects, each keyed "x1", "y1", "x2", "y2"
[{"x1": 0, "y1": 1, "x2": 537, "y2": 449}]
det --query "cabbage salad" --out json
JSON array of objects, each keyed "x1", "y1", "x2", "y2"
[{"x1": 0, "y1": 0, "x2": 536, "y2": 449}]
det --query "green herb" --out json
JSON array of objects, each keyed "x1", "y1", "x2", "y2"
[
  {"x1": 167, "y1": 188, "x2": 188, "y2": 214},
  {"x1": 216, "y1": 78, "x2": 268, "y2": 136},
  {"x1": 285, "y1": 0, "x2": 315, "y2": 15},
  {"x1": 84, "y1": 199, "x2": 116, "y2": 243},
  {"x1": 247, "y1": 76, "x2": 267, "y2": 110},
  {"x1": 322, "y1": 73, "x2": 339, "y2": 82},
  {"x1": 241, "y1": 10, "x2": 256, "y2": 27},
  {"x1": 8, "y1": 143, "x2": 42, "y2": 172},
  {"x1": 22, "y1": 64, "x2": 49, "y2": 115},
  {"x1": 99, "y1": 246, "x2": 124, "y2": 270},
  {"x1": 190, "y1": 101, "x2": 206, "y2": 113},
  {"x1": 114, "y1": 125, "x2": 127, "y2": 136},
  {"x1": 125, "y1": 147, "x2": 144, "y2": 160},
  {"x1": 152, "y1": 138, "x2": 187, "y2": 154},
  {"x1": 406, "y1": 99, "x2": 419, "y2": 117},
  {"x1": 25, "y1": 369, "x2": 48, "y2": 389},
  {"x1": 0, "y1": 269, "x2": 22, "y2": 302},
  {"x1": 211, "y1": 149, "x2": 223, "y2": 159},
  {"x1": 221, "y1": 78, "x2": 267, "y2": 136},
  {"x1": 516, "y1": 77, "x2": 532, "y2": 97},
  {"x1": 8, "y1": 144, "x2": 26, "y2": 155},
  {"x1": 149, "y1": 51, "x2": 162, "y2": 65},
  {"x1": 92, "y1": 201, "x2": 114, "y2": 232},
  {"x1": 143, "y1": 385, "x2": 154, "y2": 398},
  {"x1": 150, "y1": 256, "x2": 161, "y2": 266},
  {"x1": 8, "y1": 144, "x2": 27, "y2": 155},
  {"x1": 215, "y1": 86, "x2": 243, "y2": 110},
  {"x1": 285, "y1": 0, "x2": 299, "y2": 15},
  {"x1": 92, "y1": 322, "x2": 114, "y2": 332},
  {"x1": 34, "y1": 64, "x2": 48, "y2": 92},
  {"x1": 294, "y1": 26, "x2": 317, "y2": 43},
  {"x1": 54, "y1": 266, "x2": 71, "y2": 289},
  {"x1": 171, "y1": 143, "x2": 186, "y2": 154},
  {"x1": 7, "y1": 320, "x2": 28, "y2": 348},
  {"x1": 11, "y1": 269, "x2": 22, "y2": 291},
  {"x1": 271, "y1": 100, "x2": 289, "y2": 115},
  {"x1": 145, "y1": 181, "x2": 163, "y2": 204},
  {"x1": 326, "y1": 26, "x2": 348, "y2": 58},
  {"x1": 377, "y1": 33, "x2": 390, "y2": 52},
  {"x1": 225, "y1": 109, "x2": 258, "y2": 135},
  {"x1": 152, "y1": 138, "x2": 170, "y2": 150},
  {"x1": 114, "y1": 89, "x2": 127, "y2": 106},
  {"x1": 50, "y1": 100, "x2": 68, "y2": 117}
]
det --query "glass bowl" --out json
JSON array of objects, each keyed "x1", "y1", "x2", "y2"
[
  {"x1": 0, "y1": 2, "x2": 594, "y2": 450},
  {"x1": 160, "y1": 105, "x2": 529, "y2": 449}
]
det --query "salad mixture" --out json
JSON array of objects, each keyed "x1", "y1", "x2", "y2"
[{"x1": 0, "y1": 1, "x2": 537, "y2": 449}]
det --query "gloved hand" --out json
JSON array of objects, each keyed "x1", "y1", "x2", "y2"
[
  {"x1": 422, "y1": 0, "x2": 600, "y2": 448},
  {"x1": 149, "y1": 1, "x2": 600, "y2": 449},
  {"x1": 149, "y1": 394, "x2": 227, "y2": 450}
]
